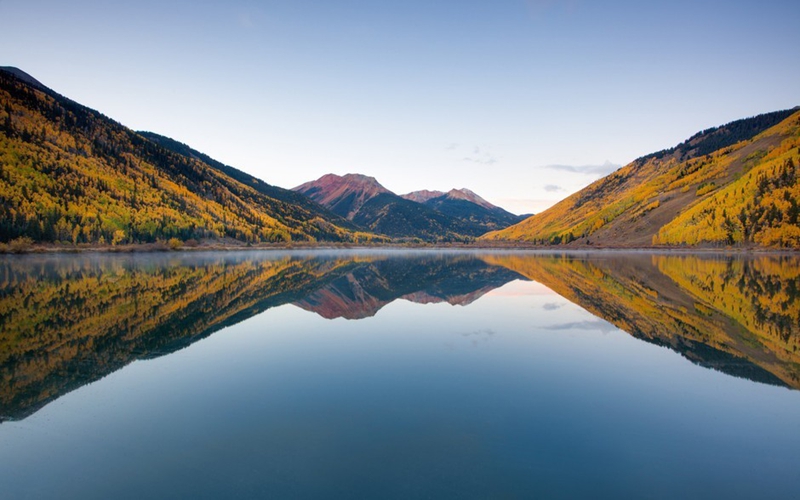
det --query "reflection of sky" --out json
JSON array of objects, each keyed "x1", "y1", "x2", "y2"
[{"x1": 2, "y1": 277, "x2": 800, "y2": 498}]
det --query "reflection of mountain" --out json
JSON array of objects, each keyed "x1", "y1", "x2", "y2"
[
  {"x1": 0, "y1": 254, "x2": 360, "y2": 421},
  {"x1": 484, "y1": 253, "x2": 800, "y2": 389},
  {"x1": 2, "y1": 251, "x2": 799, "y2": 422},
  {"x1": 294, "y1": 256, "x2": 526, "y2": 319},
  {"x1": 0, "y1": 253, "x2": 523, "y2": 421}
]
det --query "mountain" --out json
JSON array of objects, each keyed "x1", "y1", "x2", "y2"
[
  {"x1": 401, "y1": 189, "x2": 445, "y2": 203},
  {"x1": 294, "y1": 173, "x2": 524, "y2": 240},
  {"x1": 137, "y1": 132, "x2": 360, "y2": 232},
  {"x1": 404, "y1": 188, "x2": 528, "y2": 233},
  {"x1": 293, "y1": 173, "x2": 391, "y2": 219},
  {"x1": 294, "y1": 173, "x2": 482, "y2": 240},
  {"x1": 0, "y1": 66, "x2": 46, "y2": 88},
  {"x1": 0, "y1": 67, "x2": 369, "y2": 245},
  {"x1": 483, "y1": 108, "x2": 800, "y2": 248}
]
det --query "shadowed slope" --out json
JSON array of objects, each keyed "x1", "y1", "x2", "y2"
[{"x1": 0, "y1": 68, "x2": 366, "y2": 244}]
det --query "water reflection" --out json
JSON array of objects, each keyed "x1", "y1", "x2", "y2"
[
  {"x1": 486, "y1": 253, "x2": 800, "y2": 389},
  {"x1": 294, "y1": 255, "x2": 524, "y2": 319},
  {"x1": 1, "y1": 250, "x2": 799, "y2": 421}
]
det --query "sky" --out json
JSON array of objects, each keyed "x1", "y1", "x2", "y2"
[{"x1": 2, "y1": 0, "x2": 799, "y2": 214}]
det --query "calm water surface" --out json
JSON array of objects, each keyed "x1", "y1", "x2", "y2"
[{"x1": 0, "y1": 250, "x2": 798, "y2": 499}]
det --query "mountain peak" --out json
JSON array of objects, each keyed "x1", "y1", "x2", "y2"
[
  {"x1": 293, "y1": 173, "x2": 391, "y2": 219},
  {"x1": 402, "y1": 188, "x2": 497, "y2": 210},
  {"x1": 445, "y1": 188, "x2": 496, "y2": 210},
  {"x1": 401, "y1": 190, "x2": 446, "y2": 203},
  {"x1": 0, "y1": 67, "x2": 47, "y2": 89}
]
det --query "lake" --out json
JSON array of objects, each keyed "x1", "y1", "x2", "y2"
[{"x1": 1, "y1": 249, "x2": 798, "y2": 499}]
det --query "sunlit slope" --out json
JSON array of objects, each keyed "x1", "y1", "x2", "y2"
[
  {"x1": 482, "y1": 109, "x2": 800, "y2": 247},
  {"x1": 654, "y1": 118, "x2": 800, "y2": 246},
  {"x1": 483, "y1": 254, "x2": 800, "y2": 389},
  {"x1": 0, "y1": 69, "x2": 368, "y2": 244},
  {"x1": 0, "y1": 255, "x2": 361, "y2": 420}
]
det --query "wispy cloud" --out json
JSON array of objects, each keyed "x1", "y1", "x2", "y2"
[
  {"x1": 463, "y1": 156, "x2": 498, "y2": 165},
  {"x1": 545, "y1": 161, "x2": 620, "y2": 176},
  {"x1": 543, "y1": 319, "x2": 617, "y2": 333},
  {"x1": 544, "y1": 184, "x2": 563, "y2": 192},
  {"x1": 542, "y1": 302, "x2": 564, "y2": 311},
  {"x1": 463, "y1": 145, "x2": 498, "y2": 165},
  {"x1": 461, "y1": 328, "x2": 495, "y2": 338},
  {"x1": 446, "y1": 143, "x2": 499, "y2": 165}
]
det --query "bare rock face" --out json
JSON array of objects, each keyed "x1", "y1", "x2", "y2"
[
  {"x1": 401, "y1": 190, "x2": 446, "y2": 204},
  {"x1": 294, "y1": 173, "x2": 390, "y2": 219}
]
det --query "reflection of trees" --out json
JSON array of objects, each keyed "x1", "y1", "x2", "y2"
[
  {"x1": 0, "y1": 254, "x2": 359, "y2": 421},
  {"x1": 485, "y1": 253, "x2": 800, "y2": 389},
  {"x1": 656, "y1": 256, "x2": 799, "y2": 359},
  {"x1": 0, "y1": 253, "x2": 523, "y2": 421},
  {"x1": 3, "y1": 251, "x2": 799, "y2": 422}
]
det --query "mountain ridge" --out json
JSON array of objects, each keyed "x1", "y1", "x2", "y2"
[
  {"x1": 0, "y1": 68, "x2": 371, "y2": 245},
  {"x1": 293, "y1": 173, "x2": 391, "y2": 220},
  {"x1": 295, "y1": 173, "x2": 525, "y2": 240},
  {"x1": 402, "y1": 188, "x2": 496, "y2": 210},
  {"x1": 138, "y1": 131, "x2": 360, "y2": 231},
  {"x1": 483, "y1": 108, "x2": 800, "y2": 248}
]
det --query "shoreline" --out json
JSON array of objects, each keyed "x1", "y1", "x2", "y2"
[{"x1": 2, "y1": 241, "x2": 798, "y2": 255}]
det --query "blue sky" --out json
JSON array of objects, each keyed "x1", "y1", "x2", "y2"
[{"x1": 2, "y1": 0, "x2": 798, "y2": 213}]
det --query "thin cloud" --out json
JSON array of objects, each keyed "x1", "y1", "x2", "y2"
[
  {"x1": 544, "y1": 184, "x2": 563, "y2": 192},
  {"x1": 542, "y1": 302, "x2": 564, "y2": 310},
  {"x1": 543, "y1": 319, "x2": 617, "y2": 333},
  {"x1": 545, "y1": 161, "x2": 620, "y2": 176},
  {"x1": 461, "y1": 328, "x2": 496, "y2": 338},
  {"x1": 463, "y1": 156, "x2": 498, "y2": 165},
  {"x1": 463, "y1": 145, "x2": 499, "y2": 165},
  {"x1": 448, "y1": 143, "x2": 499, "y2": 165}
]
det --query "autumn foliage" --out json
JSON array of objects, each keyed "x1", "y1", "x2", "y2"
[
  {"x1": 483, "y1": 109, "x2": 800, "y2": 248},
  {"x1": 0, "y1": 70, "x2": 373, "y2": 245}
]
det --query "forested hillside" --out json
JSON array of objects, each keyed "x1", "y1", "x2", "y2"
[
  {"x1": 483, "y1": 109, "x2": 800, "y2": 248},
  {"x1": 0, "y1": 68, "x2": 371, "y2": 245}
]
